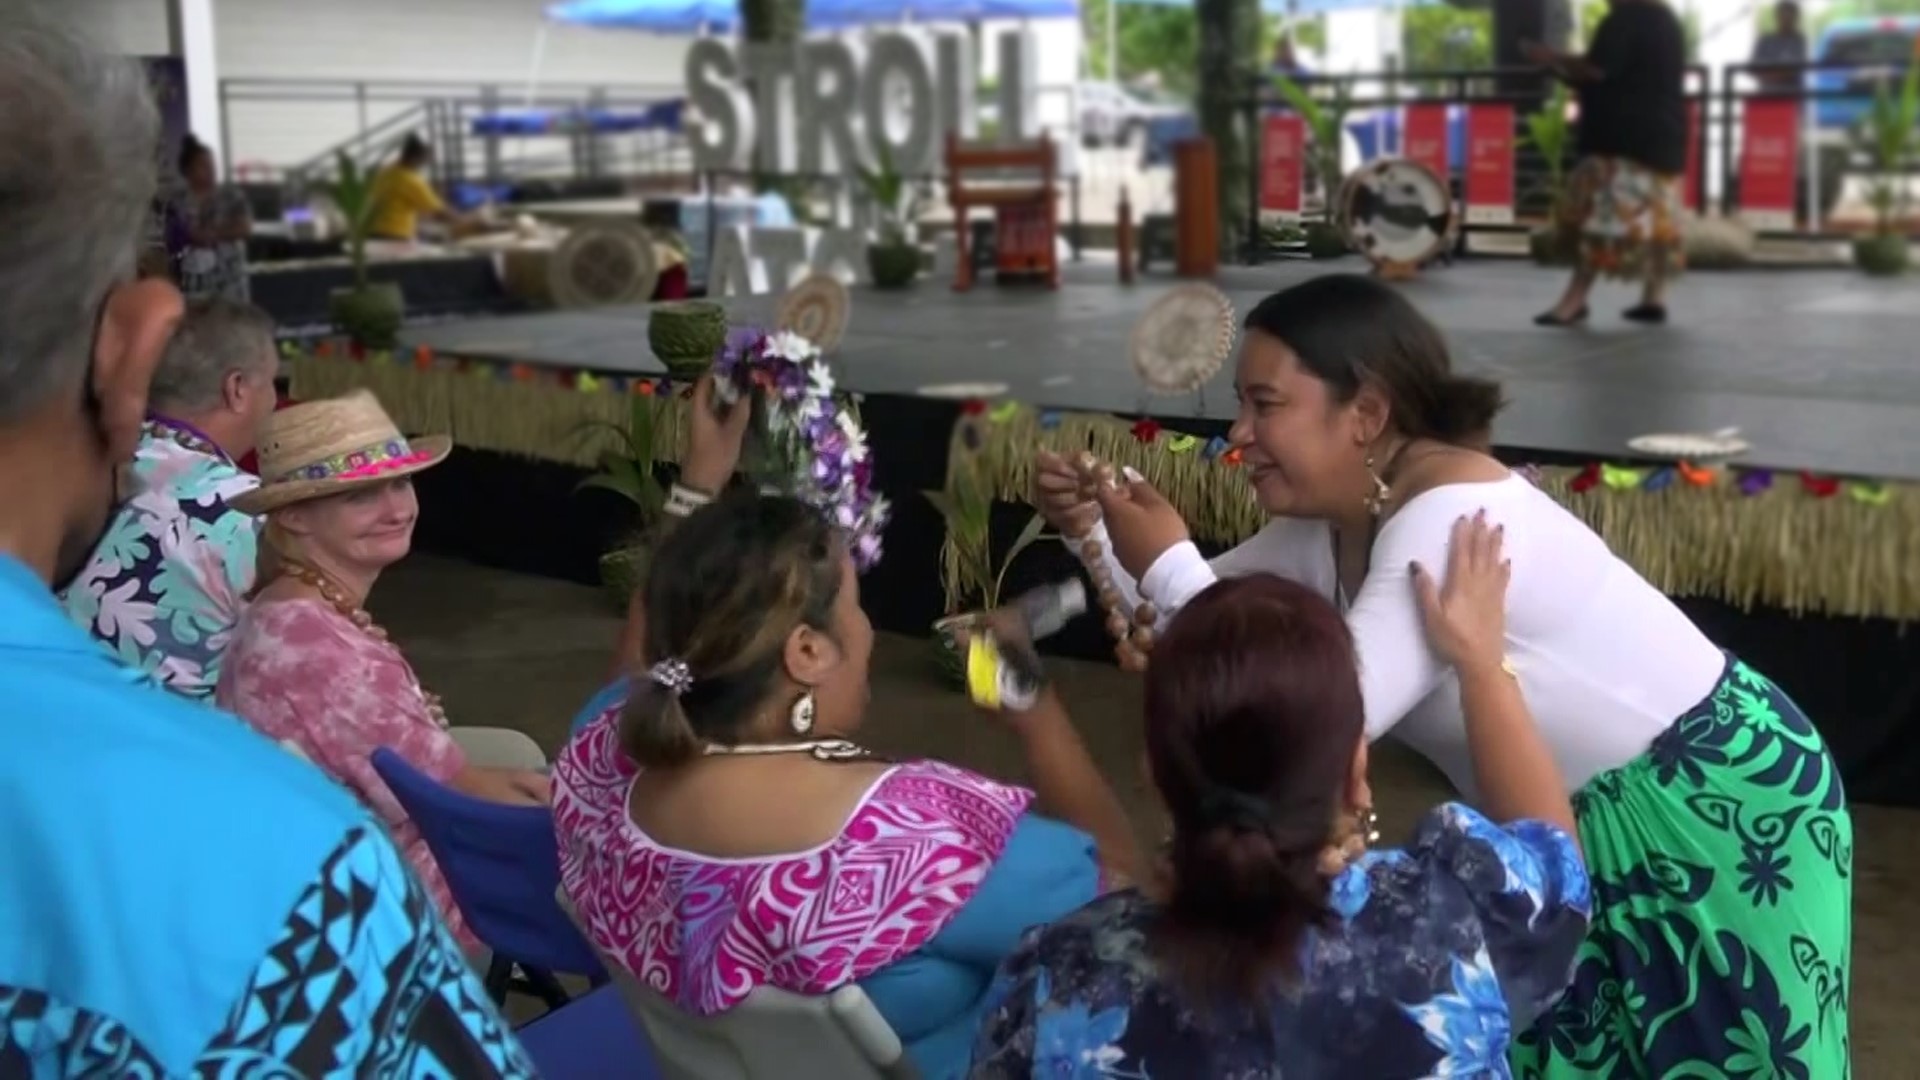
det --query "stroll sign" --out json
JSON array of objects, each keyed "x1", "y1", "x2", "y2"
[{"x1": 684, "y1": 28, "x2": 1042, "y2": 294}]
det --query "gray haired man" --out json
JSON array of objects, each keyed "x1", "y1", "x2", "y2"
[
  {"x1": 0, "y1": 6, "x2": 534, "y2": 1076},
  {"x1": 62, "y1": 297, "x2": 278, "y2": 698}
]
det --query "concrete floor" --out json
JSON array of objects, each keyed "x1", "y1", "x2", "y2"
[{"x1": 377, "y1": 552, "x2": 1918, "y2": 1075}]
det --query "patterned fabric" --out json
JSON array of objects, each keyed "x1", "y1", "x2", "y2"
[
  {"x1": 553, "y1": 705, "x2": 1035, "y2": 1014},
  {"x1": 168, "y1": 183, "x2": 251, "y2": 302},
  {"x1": 1511, "y1": 658, "x2": 1853, "y2": 1079},
  {"x1": 970, "y1": 803, "x2": 1592, "y2": 1079},
  {"x1": 279, "y1": 437, "x2": 424, "y2": 483},
  {"x1": 217, "y1": 597, "x2": 474, "y2": 946},
  {"x1": 1560, "y1": 155, "x2": 1686, "y2": 282},
  {"x1": 0, "y1": 553, "x2": 530, "y2": 1076},
  {"x1": 61, "y1": 418, "x2": 260, "y2": 701}
]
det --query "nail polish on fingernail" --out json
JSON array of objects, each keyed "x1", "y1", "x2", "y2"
[{"x1": 1122, "y1": 466, "x2": 1144, "y2": 483}]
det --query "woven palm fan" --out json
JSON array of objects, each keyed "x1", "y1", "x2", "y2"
[
  {"x1": 548, "y1": 222, "x2": 660, "y2": 310},
  {"x1": 775, "y1": 274, "x2": 851, "y2": 353},
  {"x1": 1130, "y1": 284, "x2": 1236, "y2": 396}
]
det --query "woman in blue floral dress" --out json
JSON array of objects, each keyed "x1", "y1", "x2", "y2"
[{"x1": 970, "y1": 517, "x2": 1593, "y2": 1078}]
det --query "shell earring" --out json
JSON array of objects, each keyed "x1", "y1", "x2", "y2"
[
  {"x1": 1362, "y1": 453, "x2": 1391, "y2": 517},
  {"x1": 789, "y1": 689, "x2": 817, "y2": 736}
]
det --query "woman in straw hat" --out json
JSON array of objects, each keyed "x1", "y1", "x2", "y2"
[{"x1": 216, "y1": 390, "x2": 550, "y2": 949}]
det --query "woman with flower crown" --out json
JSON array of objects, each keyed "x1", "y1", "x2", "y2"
[{"x1": 553, "y1": 331, "x2": 1141, "y2": 1079}]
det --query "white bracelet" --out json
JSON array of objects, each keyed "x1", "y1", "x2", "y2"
[{"x1": 664, "y1": 483, "x2": 714, "y2": 518}]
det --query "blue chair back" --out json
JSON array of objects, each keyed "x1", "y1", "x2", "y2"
[{"x1": 371, "y1": 748, "x2": 604, "y2": 978}]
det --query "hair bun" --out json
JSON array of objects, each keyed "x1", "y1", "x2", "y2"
[{"x1": 1433, "y1": 374, "x2": 1505, "y2": 443}]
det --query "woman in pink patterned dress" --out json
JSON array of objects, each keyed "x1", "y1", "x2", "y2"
[
  {"x1": 216, "y1": 392, "x2": 551, "y2": 948},
  {"x1": 555, "y1": 490, "x2": 1142, "y2": 1080}
]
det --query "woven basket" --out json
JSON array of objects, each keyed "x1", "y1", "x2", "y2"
[
  {"x1": 648, "y1": 301, "x2": 729, "y2": 378},
  {"x1": 597, "y1": 543, "x2": 651, "y2": 613}
]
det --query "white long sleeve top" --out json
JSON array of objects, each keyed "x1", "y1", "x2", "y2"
[{"x1": 1085, "y1": 475, "x2": 1726, "y2": 796}]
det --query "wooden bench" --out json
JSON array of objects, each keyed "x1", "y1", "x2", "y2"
[{"x1": 944, "y1": 134, "x2": 1059, "y2": 291}]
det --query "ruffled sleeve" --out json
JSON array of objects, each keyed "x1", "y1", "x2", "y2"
[{"x1": 1409, "y1": 802, "x2": 1593, "y2": 1030}]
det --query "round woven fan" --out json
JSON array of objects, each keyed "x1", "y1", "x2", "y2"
[
  {"x1": 775, "y1": 274, "x2": 851, "y2": 352},
  {"x1": 1626, "y1": 428, "x2": 1751, "y2": 461},
  {"x1": 1130, "y1": 284, "x2": 1236, "y2": 395},
  {"x1": 549, "y1": 223, "x2": 659, "y2": 310}
]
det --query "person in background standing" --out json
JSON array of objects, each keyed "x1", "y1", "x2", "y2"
[
  {"x1": 170, "y1": 134, "x2": 252, "y2": 301},
  {"x1": 1526, "y1": 0, "x2": 1690, "y2": 327},
  {"x1": 61, "y1": 298, "x2": 278, "y2": 700},
  {"x1": 368, "y1": 134, "x2": 471, "y2": 243},
  {"x1": 1752, "y1": 1, "x2": 1810, "y2": 91},
  {"x1": 0, "y1": 6, "x2": 533, "y2": 1075}
]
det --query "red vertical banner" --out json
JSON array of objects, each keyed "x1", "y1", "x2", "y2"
[
  {"x1": 1739, "y1": 99, "x2": 1800, "y2": 229},
  {"x1": 1681, "y1": 101, "x2": 1702, "y2": 211},
  {"x1": 1465, "y1": 104, "x2": 1515, "y2": 224},
  {"x1": 1260, "y1": 114, "x2": 1305, "y2": 215},
  {"x1": 1404, "y1": 104, "x2": 1450, "y2": 181}
]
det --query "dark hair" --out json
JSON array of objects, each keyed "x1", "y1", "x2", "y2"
[
  {"x1": 399, "y1": 134, "x2": 431, "y2": 167},
  {"x1": 177, "y1": 133, "x2": 211, "y2": 176},
  {"x1": 1243, "y1": 274, "x2": 1504, "y2": 446},
  {"x1": 620, "y1": 492, "x2": 843, "y2": 768},
  {"x1": 1144, "y1": 574, "x2": 1366, "y2": 998}
]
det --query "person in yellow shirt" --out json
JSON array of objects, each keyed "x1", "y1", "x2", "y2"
[{"x1": 367, "y1": 135, "x2": 466, "y2": 242}]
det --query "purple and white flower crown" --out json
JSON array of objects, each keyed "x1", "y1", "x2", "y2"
[{"x1": 713, "y1": 328, "x2": 890, "y2": 572}]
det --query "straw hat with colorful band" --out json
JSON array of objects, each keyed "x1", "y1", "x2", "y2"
[{"x1": 230, "y1": 390, "x2": 451, "y2": 515}]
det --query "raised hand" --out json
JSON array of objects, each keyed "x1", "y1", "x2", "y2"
[
  {"x1": 1411, "y1": 511, "x2": 1511, "y2": 677},
  {"x1": 1093, "y1": 474, "x2": 1192, "y2": 581},
  {"x1": 1031, "y1": 450, "x2": 1101, "y2": 537},
  {"x1": 682, "y1": 373, "x2": 754, "y2": 493}
]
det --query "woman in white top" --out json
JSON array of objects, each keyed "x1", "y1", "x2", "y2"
[{"x1": 1035, "y1": 274, "x2": 1850, "y2": 1079}]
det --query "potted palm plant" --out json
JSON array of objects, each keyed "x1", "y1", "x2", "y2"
[
  {"x1": 1276, "y1": 75, "x2": 1355, "y2": 259},
  {"x1": 926, "y1": 462, "x2": 1050, "y2": 685},
  {"x1": 1522, "y1": 86, "x2": 1578, "y2": 266},
  {"x1": 1852, "y1": 63, "x2": 1918, "y2": 277},
  {"x1": 858, "y1": 148, "x2": 922, "y2": 289},
  {"x1": 319, "y1": 150, "x2": 406, "y2": 349},
  {"x1": 577, "y1": 394, "x2": 668, "y2": 610}
]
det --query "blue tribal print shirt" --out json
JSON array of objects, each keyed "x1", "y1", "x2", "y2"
[
  {"x1": 1, "y1": 554, "x2": 535, "y2": 1077},
  {"x1": 969, "y1": 802, "x2": 1592, "y2": 1079},
  {"x1": 62, "y1": 417, "x2": 260, "y2": 701}
]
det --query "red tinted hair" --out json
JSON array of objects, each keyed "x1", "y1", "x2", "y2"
[{"x1": 1143, "y1": 574, "x2": 1366, "y2": 997}]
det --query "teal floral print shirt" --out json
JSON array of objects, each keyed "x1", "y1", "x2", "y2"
[
  {"x1": 62, "y1": 418, "x2": 260, "y2": 700},
  {"x1": 969, "y1": 802, "x2": 1592, "y2": 1079}
]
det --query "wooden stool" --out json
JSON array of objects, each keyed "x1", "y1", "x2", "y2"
[{"x1": 945, "y1": 134, "x2": 1060, "y2": 291}]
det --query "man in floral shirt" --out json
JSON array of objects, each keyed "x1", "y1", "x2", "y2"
[{"x1": 62, "y1": 296, "x2": 279, "y2": 698}]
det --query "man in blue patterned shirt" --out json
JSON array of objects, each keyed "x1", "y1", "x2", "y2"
[
  {"x1": 0, "y1": 7, "x2": 536, "y2": 1076},
  {"x1": 62, "y1": 297, "x2": 277, "y2": 699}
]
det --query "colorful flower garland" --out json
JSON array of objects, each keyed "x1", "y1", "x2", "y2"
[{"x1": 712, "y1": 328, "x2": 891, "y2": 571}]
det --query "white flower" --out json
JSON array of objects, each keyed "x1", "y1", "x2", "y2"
[
  {"x1": 764, "y1": 330, "x2": 819, "y2": 363},
  {"x1": 836, "y1": 410, "x2": 869, "y2": 462}
]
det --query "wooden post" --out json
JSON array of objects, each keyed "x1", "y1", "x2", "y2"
[
  {"x1": 1173, "y1": 137, "x2": 1219, "y2": 279},
  {"x1": 1117, "y1": 187, "x2": 1135, "y2": 285}
]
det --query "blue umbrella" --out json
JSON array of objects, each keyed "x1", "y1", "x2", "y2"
[
  {"x1": 547, "y1": 0, "x2": 738, "y2": 33},
  {"x1": 1119, "y1": 0, "x2": 1431, "y2": 11},
  {"x1": 548, "y1": 0, "x2": 1078, "y2": 34}
]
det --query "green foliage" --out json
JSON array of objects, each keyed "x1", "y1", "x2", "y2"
[
  {"x1": 1520, "y1": 84, "x2": 1576, "y2": 210},
  {"x1": 1402, "y1": 7, "x2": 1493, "y2": 74},
  {"x1": 574, "y1": 395, "x2": 666, "y2": 521},
  {"x1": 924, "y1": 464, "x2": 1049, "y2": 611},
  {"x1": 1080, "y1": 0, "x2": 1201, "y2": 96},
  {"x1": 856, "y1": 144, "x2": 918, "y2": 246},
  {"x1": 1276, "y1": 74, "x2": 1354, "y2": 211},
  {"x1": 319, "y1": 151, "x2": 377, "y2": 289},
  {"x1": 1810, "y1": 0, "x2": 1920, "y2": 38},
  {"x1": 1854, "y1": 63, "x2": 1920, "y2": 235}
]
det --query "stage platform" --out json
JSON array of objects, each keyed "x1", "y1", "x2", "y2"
[
  {"x1": 396, "y1": 259, "x2": 1920, "y2": 483},
  {"x1": 285, "y1": 259, "x2": 1920, "y2": 806}
]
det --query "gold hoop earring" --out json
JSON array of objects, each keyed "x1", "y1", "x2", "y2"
[
  {"x1": 1362, "y1": 453, "x2": 1391, "y2": 517},
  {"x1": 789, "y1": 689, "x2": 817, "y2": 736}
]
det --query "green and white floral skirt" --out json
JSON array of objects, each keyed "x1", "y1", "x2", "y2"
[
  {"x1": 1560, "y1": 155, "x2": 1687, "y2": 283},
  {"x1": 1511, "y1": 658, "x2": 1852, "y2": 1079}
]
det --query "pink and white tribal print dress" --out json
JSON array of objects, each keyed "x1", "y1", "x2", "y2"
[{"x1": 552, "y1": 706, "x2": 1035, "y2": 1015}]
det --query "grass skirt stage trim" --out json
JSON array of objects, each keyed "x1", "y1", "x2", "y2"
[
  {"x1": 287, "y1": 352, "x2": 689, "y2": 470},
  {"x1": 1511, "y1": 658, "x2": 1851, "y2": 1078},
  {"x1": 287, "y1": 354, "x2": 1920, "y2": 621}
]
